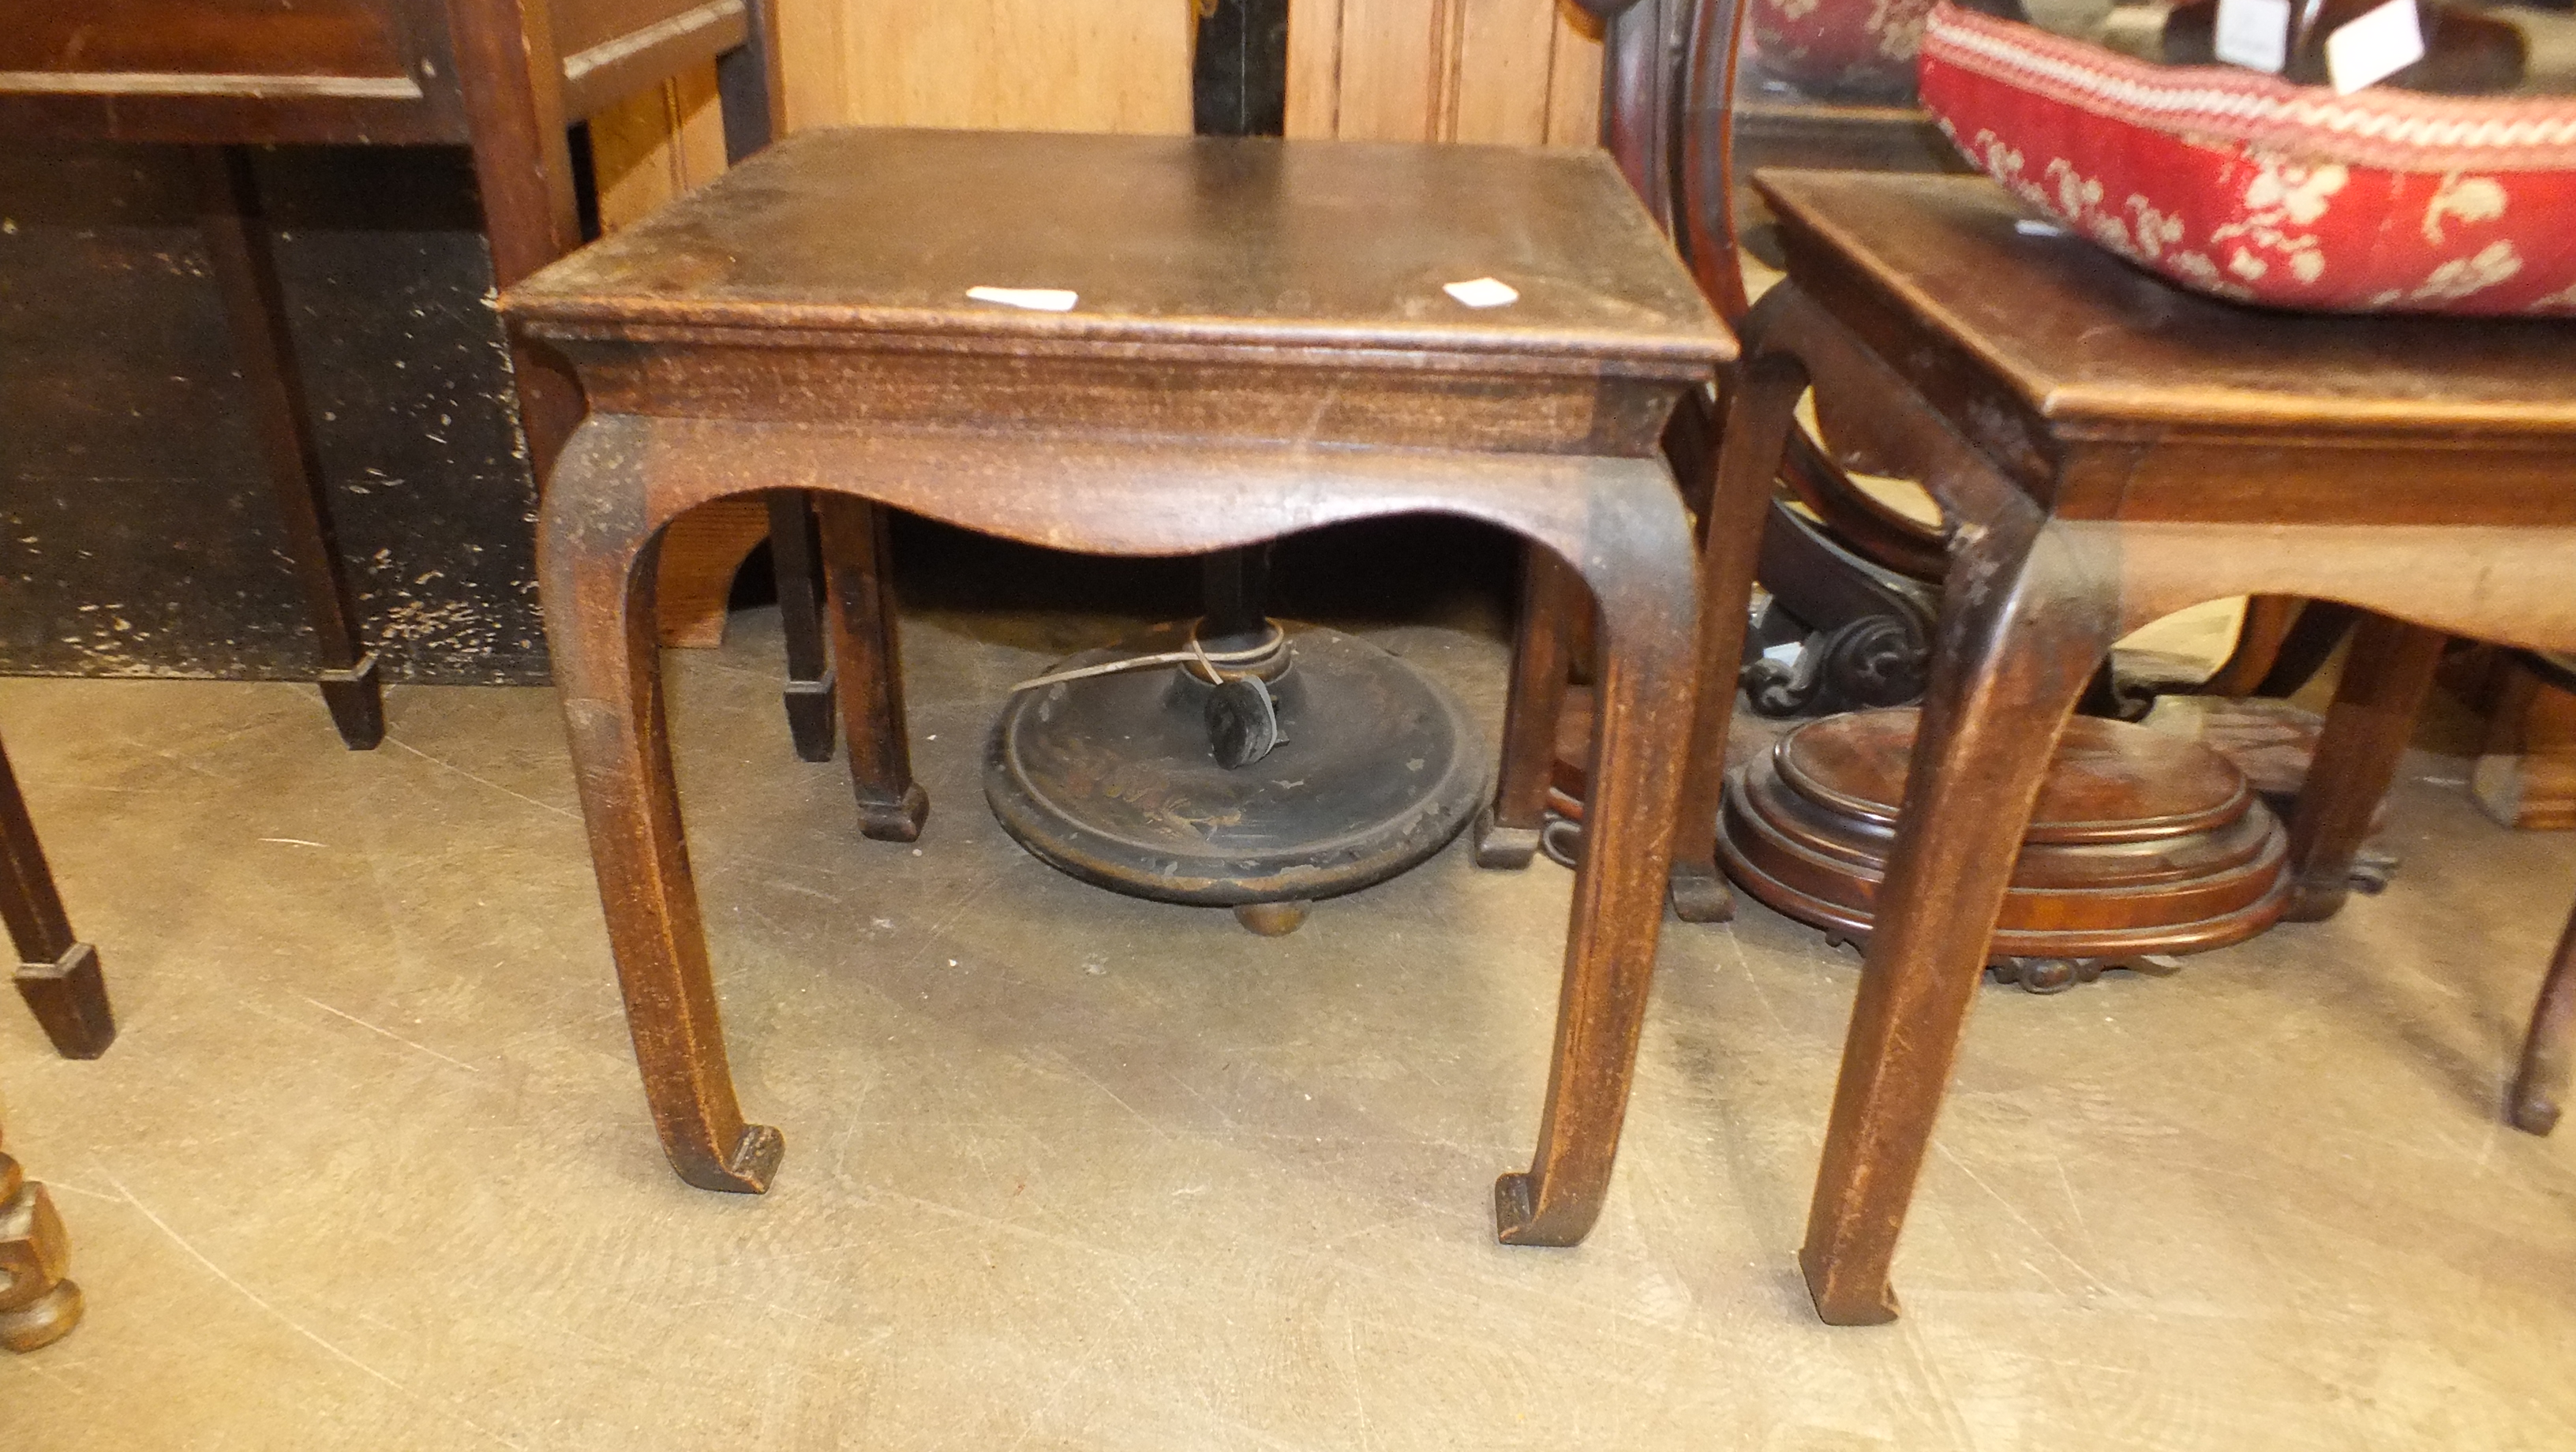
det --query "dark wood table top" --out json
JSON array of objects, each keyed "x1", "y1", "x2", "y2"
[
  {"x1": 505, "y1": 127, "x2": 1732, "y2": 370},
  {"x1": 1755, "y1": 169, "x2": 2576, "y2": 437}
]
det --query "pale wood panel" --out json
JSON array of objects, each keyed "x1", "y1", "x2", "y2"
[
  {"x1": 1287, "y1": 0, "x2": 1603, "y2": 144},
  {"x1": 835, "y1": 0, "x2": 1193, "y2": 133},
  {"x1": 774, "y1": 0, "x2": 852, "y2": 132},
  {"x1": 590, "y1": 64, "x2": 730, "y2": 234}
]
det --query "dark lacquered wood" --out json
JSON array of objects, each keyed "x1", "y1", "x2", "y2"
[
  {"x1": 7, "y1": 0, "x2": 789, "y2": 735},
  {"x1": 1, "y1": 737, "x2": 117, "y2": 1063},
  {"x1": 0, "y1": 1111, "x2": 83, "y2": 1353},
  {"x1": 0, "y1": 0, "x2": 748, "y2": 145},
  {"x1": 505, "y1": 129, "x2": 1730, "y2": 1240},
  {"x1": 764, "y1": 492, "x2": 837, "y2": 763},
  {"x1": 816, "y1": 495, "x2": 924, "y2": 842},
  {"x1": 192, "y1": 144, "x2": 386, "y2": 750},
  {"x1": 1719, "y1": 170, "x2": 2576, "y2": 1324}
]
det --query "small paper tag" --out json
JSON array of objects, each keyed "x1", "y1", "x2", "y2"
[
  {"x1": 2324, "y1": 0, "x2": 2425, "y2": 94},
  {"x1": 966, "y1": 286, "x2": 1078, "y2": 312},
  {"x1": 2213, "y1": 0, "x2": 2291, "y2": 73},
  {"x1": 2014, "y1": 219, "x2": 2066, "y2": 237},
  {"x1": 1443, "y1": 276, "x2": 1519, "y2": 308}
]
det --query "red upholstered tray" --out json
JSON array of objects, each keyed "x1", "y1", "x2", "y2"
[{"x1": 1918, "y1": 2, "x2": 2576, "y2": 314}]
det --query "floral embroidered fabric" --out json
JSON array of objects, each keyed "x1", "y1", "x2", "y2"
[{"x1": 1918, "y1": 2, "x2": 2576, "y2": 314}]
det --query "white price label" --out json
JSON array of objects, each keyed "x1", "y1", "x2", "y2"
[
  {"x1": 2324, "y1": 0, "x2": 2426, "y2": 94},
  {"x1": 2213, "y1": 0, "x2": 2291, "y2": 73},
  {"x1": 1442, "y1": 276, "x2": 1519, "y2": 308},
  {"x1": 966, "y1": 286, "x2": 1078, "y2": 312}
]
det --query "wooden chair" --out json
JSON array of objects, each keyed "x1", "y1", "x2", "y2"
[{"x1": 0, "y1": 2, "x2": 828, "y2": 753}]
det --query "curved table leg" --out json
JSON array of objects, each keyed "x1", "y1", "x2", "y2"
[
  {"x1": 1477, "y1": 545, "x2": 1580, "y2": 870},
  {"x1": 2282, "y1": 613, "x2": 2445, "y2": 922},
  {"x1": 818, "y1": 496, "x2": 927, "y2": 842},
  {"x1": 541, "y1": 432, "x2": 781, "y2": 1192},
  {"x1": 1797, "y1": 510, "x2": 2121, "y2": 1323},
  {"x1": 2511, "y1": 901, "x2": 2576, "y2": 1135},
  {"x1": 1669, "y1": 344, "x2": 1810, "y2": 922},
  {"x1": 1496, "y1": 477, "x2": 1700, "y2": 1246}
]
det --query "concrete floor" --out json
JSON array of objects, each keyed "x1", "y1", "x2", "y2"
[{"x1": 2, "y1": 595, "x2": 2573, "y2": 1450}]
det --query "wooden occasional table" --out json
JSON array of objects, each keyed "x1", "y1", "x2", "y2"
[
  {"x1": 504, "y1": 128, "x2": 1731, "y2": 1243},
  {"x1": 1702, "y1": 170, "x2": 2576, "y2": 1323}
]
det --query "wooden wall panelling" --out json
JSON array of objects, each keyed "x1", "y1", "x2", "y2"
[
  {"x1": 1286, "y1": 0, "x2": 1604, "y2": 144},
  {"x1": 834, "y1": 0, "x2": 1194, "y2": 133}
]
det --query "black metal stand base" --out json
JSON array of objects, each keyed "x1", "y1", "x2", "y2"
[{"x1": 985, "y1": 622, "x2": 1486, "y2": 927}]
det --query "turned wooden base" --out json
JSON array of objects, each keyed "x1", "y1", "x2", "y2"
[
  {"x1": 1719, "y1": 709, "x2": 2290, "y2": 984},
  {"x1": 0, "y1": 1129, "x2": 81, "y2": 1353}
]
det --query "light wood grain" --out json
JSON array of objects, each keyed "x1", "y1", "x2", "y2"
[
  {"x1": 1288, "y1": 0, "x2": 1603, "y2": 143},
  {"x1": 589, "y1": 63, "x2": 729, "y2": 234}
]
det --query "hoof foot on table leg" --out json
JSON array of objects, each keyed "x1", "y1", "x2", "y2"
[
  {"x1": 1471, "y1": 807, "x2": 1540, "y2": 870},
  {"x1": 672, "y1": 1123, "x2": 785, "y2": 1194},
  {"x1": 1667, "y1": 863, "x2": 1735, "y2": 923},
  {"x1": 0, "y1": 1282, "x2": 82, "y2": 1354},
  {"x1": 1799, "y1": 1246, "x2": 1901, "y2": 1327},
  {"x1": 1492, "y1": 1172, "x2": 1595, "y2": 1248},
  {"x1": 1233, "y1": 900, "x2": 1309, "y2": 936},
  {"x1": 2510, "y1": 1088, "x2": 2561, "y2": 1136},
  {"x1": 856, "y1": 784, "x2": 929, "y2": 844}
]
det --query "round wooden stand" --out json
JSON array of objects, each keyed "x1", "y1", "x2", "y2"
[
  {"x1": 986, "y1": 622, "x2": 1487, "y2": 933},
  {"x1": 1718, "y1": 709, "x2": 2291, "y2": 991}
]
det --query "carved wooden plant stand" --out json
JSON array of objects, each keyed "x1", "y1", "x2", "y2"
[{"x1": 504, "y1": 128, "x2": 1730, "y2": 1245}]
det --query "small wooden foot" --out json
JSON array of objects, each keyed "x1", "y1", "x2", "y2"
[
  {"x1": 320, "y1": 652, "x2": 384, "y2": 752},
  {"x1": 13, "y1": 944, "x2": 114, "y2": 1060},
  {"x1": 782, "y1": 674, "x2": 837, "y2": 764},
  {"x1": 672, "y1": 1122, "x2": 785, "y2": 1195},
  {"x1": 1668, "y1": 860, "x2": 1735, "y2": 922},
  {"x1": 2510, "y1": 905, "x2": 2576, "y2": 1136},
  {"x1": 1233, "y1": 900, "x2": 1309, "y2": 936},
  {"x1": 1471, "y1": 806, "x2": 1541, "y2": 870},
  {"x1": 1799, "y1": 1244, "x2": 1900, "y2": 1326},
  {"x1": 856, "y1": 783, "x2": 930, "y2": 844}
]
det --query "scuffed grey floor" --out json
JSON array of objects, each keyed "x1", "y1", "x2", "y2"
[{"x1": 2, "y1": 605, "x2": 2571, "y2": 1450}]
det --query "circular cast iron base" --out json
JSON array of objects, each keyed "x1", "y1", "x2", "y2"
[{"x1": 986, "y1": 622, "x2": 1488, "y2": 910}]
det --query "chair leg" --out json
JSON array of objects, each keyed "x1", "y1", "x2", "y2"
[
  {"x1": 1476, "y1": 545, "x2": 1580, "y2": 870},
  {"x1": 1670, "y1": 358, "x2": 1808, "y2": 922},
  {"x1": 766, "y1": 492, "x2": 839, "y2": 762},
  {"x1": 0, "y1": 737, "x2": 113, "y2": 1060},
  {"x1": 1494, "y1": 485, "x2": 1700, "y2": 1248},
  {"x1": 540, "y1": 432, "x2": 780, "y2": 1192},
  {"x1": 192, "y1": 145, "x2": 383, "y2": 750},
  {"x1": 2510, "y1": 903, "x2": 2576, "y2": 1135},
  {"x1": 1798, "y1": 512, "x2": 2119, "y2": 1325},
  {"x1": 2282, "y1": 613, "x2": 2446, "y2": 921},
  {"x1": 815, "y1": 496, "x2": 927, "y2": 842},
  {"x1": 0, "y1": 1117, "x2": 83, "y2": 1353}
]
